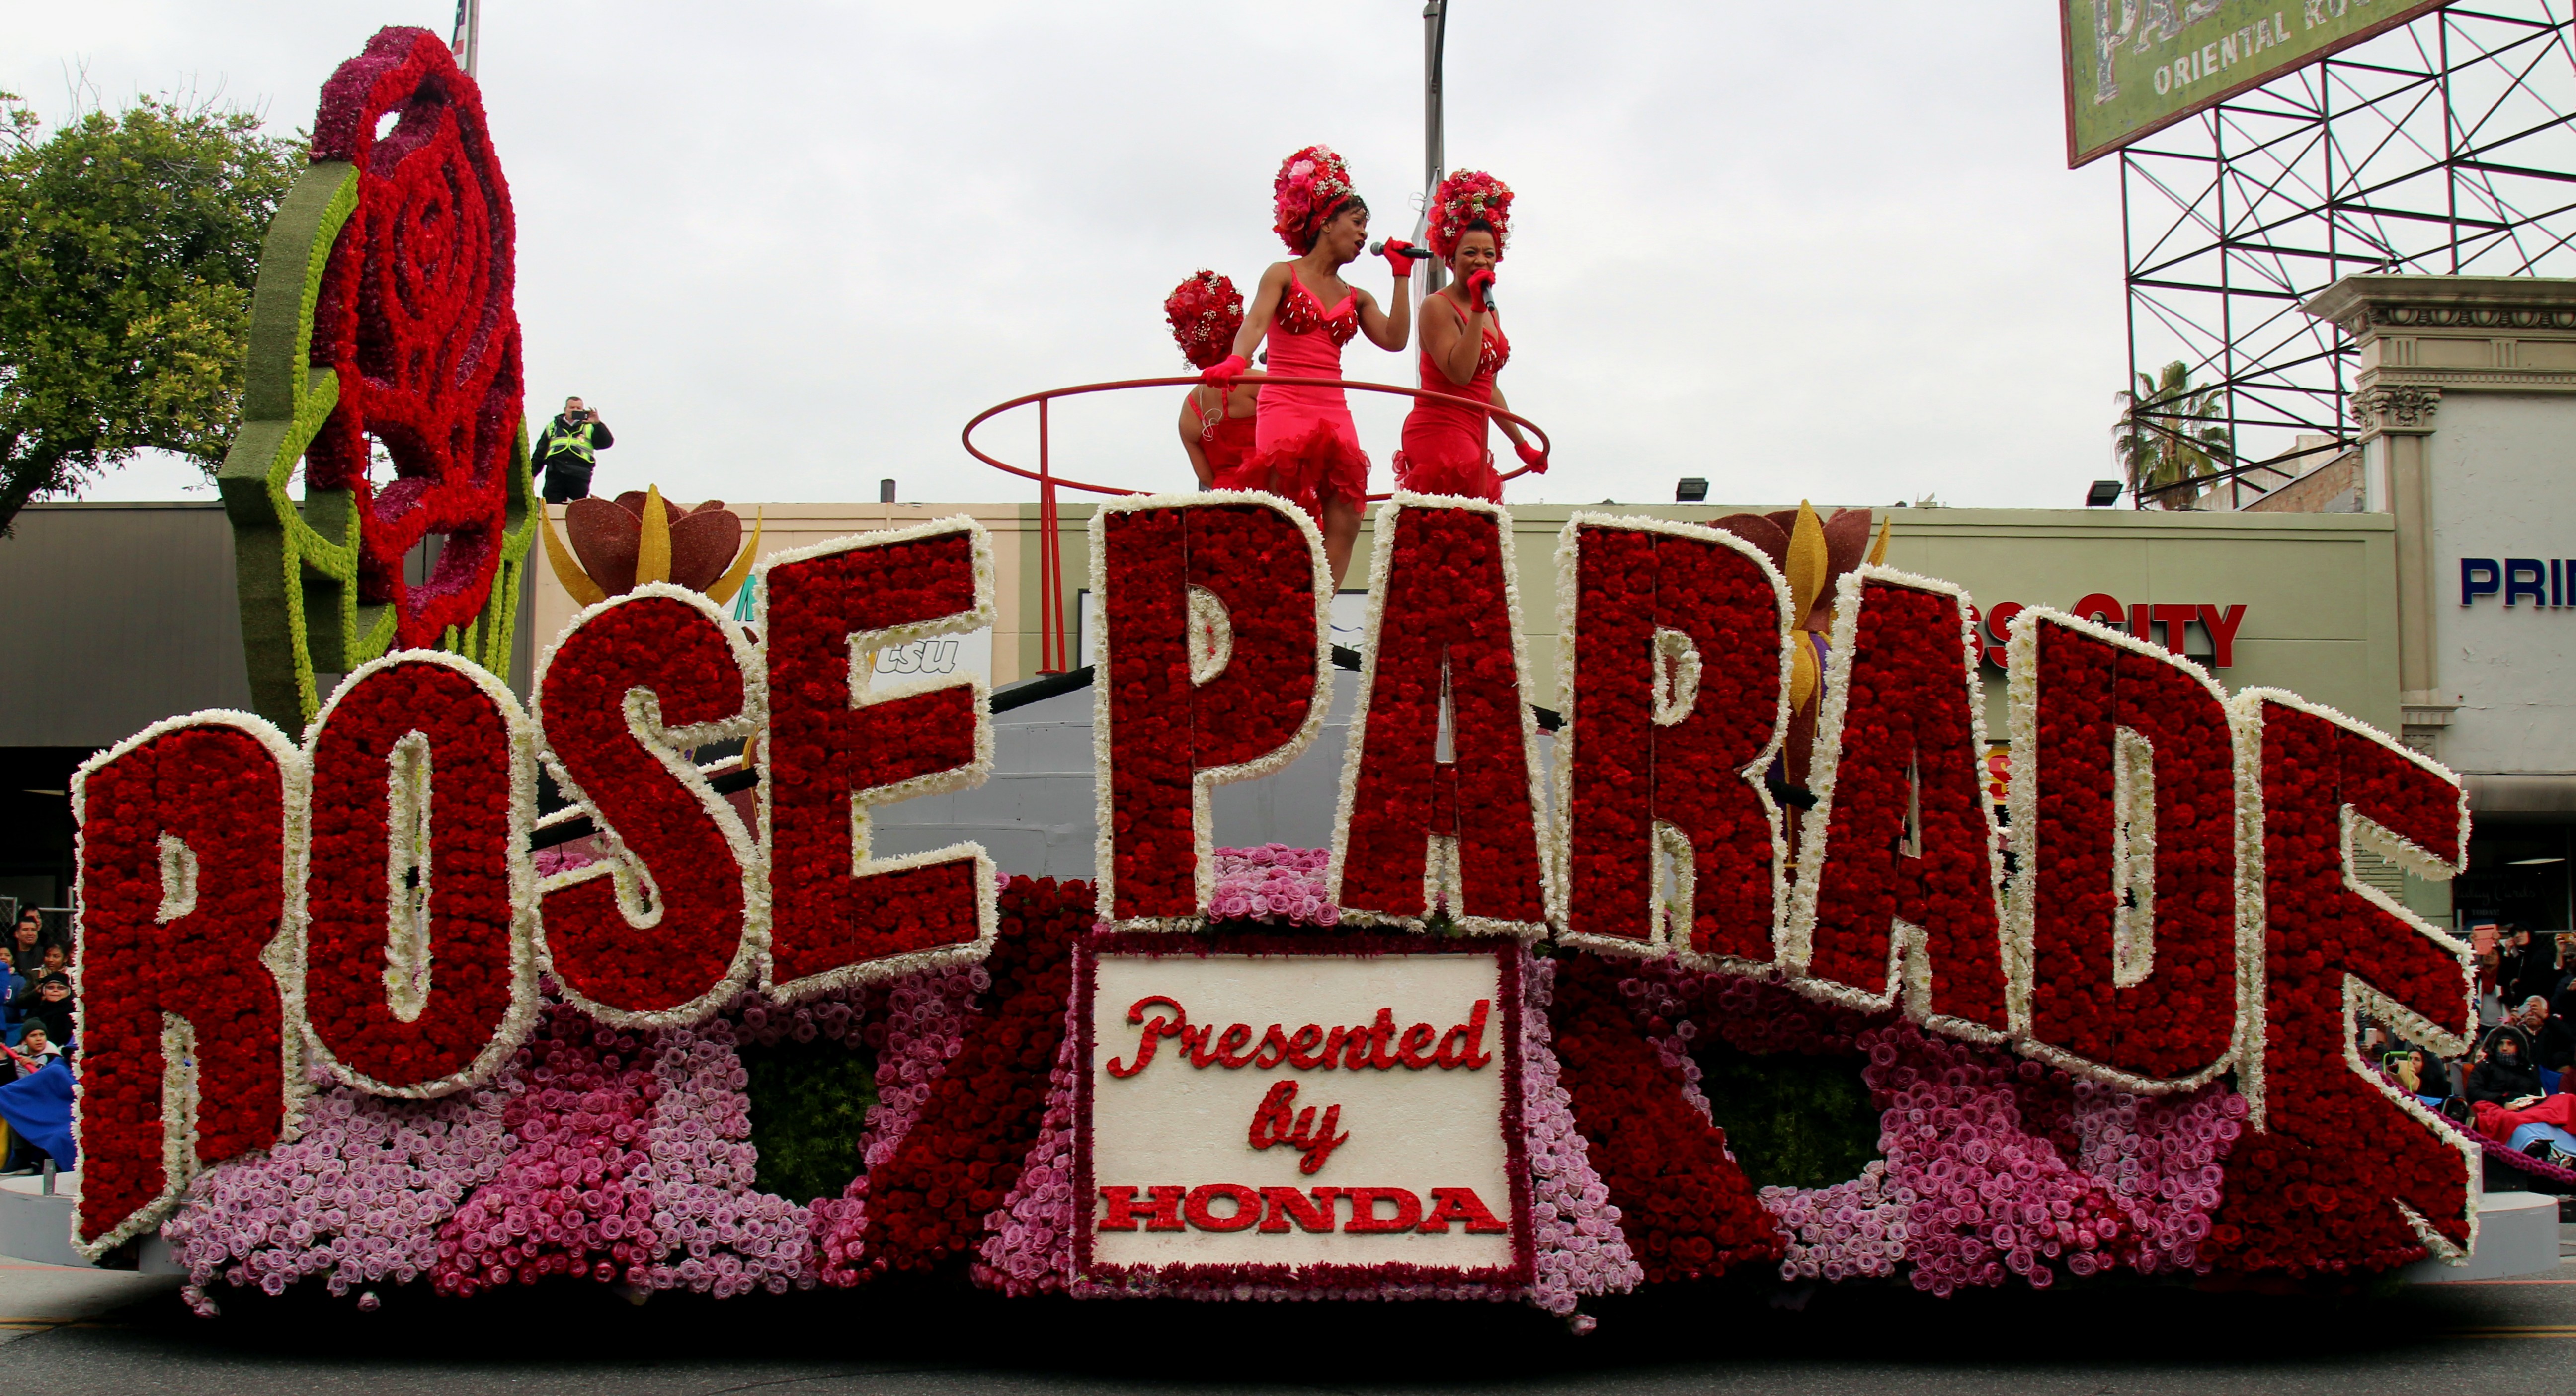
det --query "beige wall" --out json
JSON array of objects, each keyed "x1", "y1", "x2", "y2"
[
  {"x1": 531, "y1": 502, "x2": 1053, "y2": 675},
  {"x1": 533, "y1": 501, "x2": 2401, "y2": 735}
]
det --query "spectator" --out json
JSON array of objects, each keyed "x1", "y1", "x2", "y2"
[
  {"x1": 2514, "y1": 995, "x2": 2576, "y2": 1072},
  {"x1": 11, "y1": 1026, "x2": 57, "y2": 1065},
  {"x1": 2467, "y1": 1024, "x2": 2546, "y2": 1108},
  {"x1": 5, "y1": 913, "x2": 39, "y2": 979},
  {"x1": 15, "y1": 975, "x2": 71, "y2": 1048},
  {"x1": 535, "y1": 396, "x2": 613, "y2": 503},
  {"x1": 2500, "y1": 925, "x2": 2560, "y2": 1009},
  {"x1": 0, "y1": 956, "x2": 24, "y2": 1034},
  {"x1": 2399, "y1": 1045, "x2": 2450, "y2": 1101},
  {"x1": 2557, "y1": 936, "x2": 2576, "y2": 1017},
  {"x1": 0, "y1": 1026, "x2": 60, "y2": 1175}
]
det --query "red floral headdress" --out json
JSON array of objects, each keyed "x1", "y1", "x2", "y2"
[
  {"x1": 1428, "y1": 169, "x2": 1513, "y2": 261},
  {"x1": 1164, "y1": 271, "x2": 1244, "y2": 370},
  {"x1": 1273, "y1": 145, "x2": 1358, "y2": 254}
]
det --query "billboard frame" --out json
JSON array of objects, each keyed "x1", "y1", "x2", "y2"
[
  {"x1": 2064, "y1": 0, "x2": 2455, "y2": 167},
  {"x1": 2111, "y1": 1, "x2": 2576, "y2": 509}
]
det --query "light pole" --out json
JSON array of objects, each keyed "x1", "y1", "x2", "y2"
[{"x1": 1420, "y1": 0, "x2": 1449, "y2": 294}]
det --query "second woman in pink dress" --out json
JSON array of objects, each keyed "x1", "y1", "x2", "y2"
[
  {"x1": 1198, "y1": 145, "x2": 1415, "y2": 586},
  {"x1": 1394, "y1": 170, "x2": 1545, "y2": 501}
]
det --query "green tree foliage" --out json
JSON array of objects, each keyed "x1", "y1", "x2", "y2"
[
  {"x1": 0, "y1": 92, "x2": 302, "y2": 533},
  {"x1": 2112, "y1": 361, "x2": 2234, "y2": 510},
  {"x1": 1691, "y1": 1043, "x2": 1882, "y2": 1191},
  {"x1": 741, "y1": 1032, "x2": 879, "y2": 1206}
]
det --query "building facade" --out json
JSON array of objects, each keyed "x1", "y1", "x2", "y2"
[{"x1": 2304, "y1": 274, "x2": 2576, "y2": 933}]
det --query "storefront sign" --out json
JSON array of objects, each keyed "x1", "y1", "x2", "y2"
[
  {"x1": 2461, "y1": 558, "x2": 2576, "y2": 608},
  {"x1": 1976, "y1": 595, "x2": 2248, "y2": 668}
]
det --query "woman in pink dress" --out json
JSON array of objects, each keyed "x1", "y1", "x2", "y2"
[
  {"x1": 1198, "y1": 145, "x2": 1415, "y2": 586},
  {"x1": 1165, "y1": 270, "x2": 1261, "y2": 489},
  {"x1": 1394, "y1": 170, "x2": 1545, "y2": 501}
]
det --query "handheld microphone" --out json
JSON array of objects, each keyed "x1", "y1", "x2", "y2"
[{"x1": 1368, "y1": 240, "x2": 1432, "y2": 259}]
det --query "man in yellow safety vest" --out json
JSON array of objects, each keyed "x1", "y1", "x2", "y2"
[{"x1": 536, "y1": 396, "x2": 614, "y2": 502}]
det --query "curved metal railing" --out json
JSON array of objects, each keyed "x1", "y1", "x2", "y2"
[{"x1": 962, "y1": 375, "x2": 1553, "y2": 673}]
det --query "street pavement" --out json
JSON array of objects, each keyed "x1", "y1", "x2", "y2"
[{"x1": 2, "y1": 1246, "x2": 2576, "y2": 1394}]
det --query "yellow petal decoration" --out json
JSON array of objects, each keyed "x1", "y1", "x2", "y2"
[
  {"x1": 1867, "y1": 515, "x2": 1893, "y2": 568},
  {"x1": 636, "y1": 486, "x2": 672, "y2": 587},
  {"x1": 705, "y1": 507, "x2": 764, "y2": 606},
  {"x1": 539, "y1": 502, "x2": 607, "y2": 608},
  {"x1": 1788, "y1": 630, "x2": 1820, "y2": 716},
  {"x1": 1785, "y1": 500, "x2": 1830, "y2": 632}
]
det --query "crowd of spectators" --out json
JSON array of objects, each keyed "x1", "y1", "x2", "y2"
[
  {"x1": 0, "y1": 908, "x2": 73, "y2": 1055},
  {"x1": 0, "y1": 907, "x2": 73, "y2": 1174},
  {"x1": 2363, "y1": 925, "x2": 2576, "y2": 1169}
]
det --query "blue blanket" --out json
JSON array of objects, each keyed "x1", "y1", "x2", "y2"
[{"x1": 0, "y1": 1061, "x2": 75, "y2": 1167}]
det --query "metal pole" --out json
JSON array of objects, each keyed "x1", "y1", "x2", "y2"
[
  {"x1": 452, "y1": 0, "x2": 481, "y2": 78},
  {"x1": 2123, "y1": 150, "x2": 2139, "y2": 508},
  {"x1": 1422, "y1": 1, "x2": 1449, "y2": 294},
  {"x1": 2214, "y1": 108, "x2": 2235, "y2": 512},
  {"x1": 2443, "y1": 11, "x2": 2459, "y2": 274},
  {"x1": 1038, "y1": 397, "x2": 1063, "y2": 674}
]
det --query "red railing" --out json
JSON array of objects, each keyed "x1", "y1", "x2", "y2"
[{"x1": 961, "y1": 375, "x2": 1552, "y2": 674}]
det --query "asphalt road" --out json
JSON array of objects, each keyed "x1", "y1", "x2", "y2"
[{"x1": 3, "y1": 1251, "x2": 2575, "y2": 1395}]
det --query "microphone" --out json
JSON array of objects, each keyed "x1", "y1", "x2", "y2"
[{"x1": 1368, "y1": 241, "x2": 1432, "y2": 259}]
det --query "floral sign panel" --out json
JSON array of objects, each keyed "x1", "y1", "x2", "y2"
[{"x1": 1074, "y1": 937, "x2": 1532, "y2": 1292}]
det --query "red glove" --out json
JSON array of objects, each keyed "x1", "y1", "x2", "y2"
[
  {"x1": 1514, "y1": 439, "x2": 1548, "y2": 473},
  {"x1": 1199, "y1": 353, "x2": 1250, "y2": 385},
  {"x1": 1379, "y1": 239, "x2": 1418, "y2": 278},
  {"x1": 1466, "y1": 269, "x2": 1497, "y2": 313}
]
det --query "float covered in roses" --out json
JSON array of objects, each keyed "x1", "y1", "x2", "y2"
[{"x1": 74, "y1": 26, "x2": 2489, "y2": 1323}]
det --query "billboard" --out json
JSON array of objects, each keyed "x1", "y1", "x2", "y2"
[{"x1": 2063, "y1": 0, "x2": 2451, "y2": 166}]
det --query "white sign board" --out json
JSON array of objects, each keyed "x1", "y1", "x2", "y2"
[
  {"x1": 1075, "y1": 940, "x2": 1530, "y2": 1287},
  {"x1": 869, "y1": 628, "x2": 991, "y2": 688}
]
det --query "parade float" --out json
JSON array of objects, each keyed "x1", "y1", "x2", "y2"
[{"x1": 63, "y1": 28, "x2": 2492, "y2": 1320}]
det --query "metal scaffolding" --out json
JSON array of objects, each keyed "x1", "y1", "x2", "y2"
[{"x1": 2119, "y1": 0, "x2": 2576, "y2": 507}]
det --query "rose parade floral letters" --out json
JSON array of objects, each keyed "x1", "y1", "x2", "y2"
[{"x1": 75, "y1": 496, "x2": 2477, "y2": 1307}]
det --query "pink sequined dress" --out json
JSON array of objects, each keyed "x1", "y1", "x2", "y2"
[
  {"x1": 1218, "y1": 269, "x2": 1369, "y2": 515},
  {"x1": 1393, "y1": 300, "x2": 1508, "y2": 502}
]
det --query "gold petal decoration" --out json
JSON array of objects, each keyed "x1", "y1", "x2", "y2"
[
  {"x1": 705, "y1": 506, "x2": 764, "y2": 606},
  {"x1": 1867, "y1": 515, "x2": 1893, "y2": 568},
  {"x1": 539, "y1": 502, "x2": 607, "y2": 608},
  {"x1": 1788, "y1": 629, "x2": 1820, "y2": 717},
  {"x1": 1785, "y1": 500, "x2": 1830, "y2": 631},
  {"x1": 636, "y1": 485, "x2": 672, "y2": 587}
]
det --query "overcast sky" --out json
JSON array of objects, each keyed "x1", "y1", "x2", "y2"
[{"x1": 19, "y1": 1, "x2": 2130, "y2": 511}]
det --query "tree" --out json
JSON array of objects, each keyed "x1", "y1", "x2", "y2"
[
  {"x1": 0, "y1": 92, "x2": 302, "y2": 535},
  {"x1": 2112, "y1": 361, "x2": 2233, "y2": 510}
]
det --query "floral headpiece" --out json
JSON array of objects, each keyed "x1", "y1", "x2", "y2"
[
  {"x1": 1428, "y1": 169, "x2": 1513, "y2": 261},
  {"x1": 1163, "y1": 270, "x2": 1244, "y2": 370},
  {"x1": 1273, "y1": 145, "x2": 1358, "y2": 254}
]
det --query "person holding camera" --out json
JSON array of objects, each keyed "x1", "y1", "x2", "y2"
[{"x1": 536, "y1": 396, "x2": 614, "y2": 503}]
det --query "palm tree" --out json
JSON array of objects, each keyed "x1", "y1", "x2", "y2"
[{"x1": 2112, "y1": 362, "x2": 2233, "y2": 509}]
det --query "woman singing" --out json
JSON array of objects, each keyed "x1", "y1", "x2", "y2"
[
  {"x1": 1198, "y1": 145, "x2": 1415, "y2": 585},
  {"x1": 1393, "y1": 170, "x2": 1544, "y2": 501},
  {"x1": 1166, "y1": 271, "x2": 1261, "y2": 489}
]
